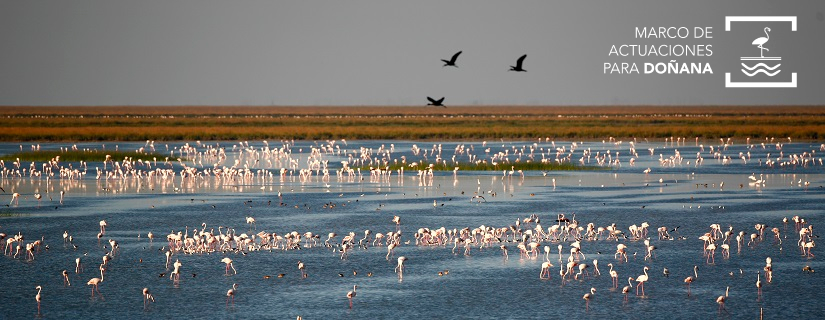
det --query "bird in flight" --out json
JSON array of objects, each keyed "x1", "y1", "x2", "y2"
[
  {"x1": 427, "y1": 97, "x2": 446, "y2": 108},
  {"x1": 509, "y1": 54, "x2": 527, "y2": 72},
  {"x1": 441, "y1": 51, "x2": 462, "y2": 67}
]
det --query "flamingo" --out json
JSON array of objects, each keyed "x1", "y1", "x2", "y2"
[
  {"x1": 221, "y1": 257, "x2": 237, "y2": 275},
  {"x1": 441, "y1": 51, "x2": 462, "y2": 67},
  {"x1": 608, "y1": 263, "x2": 618, "y2": 288},
  {"x1": 346, "y1": 285, "x2": 357, "y2": 309},
  {"x1": 583, "y1": 287, "x2": 596, "y2": 311},
  {"x1": 509, "y1": 54, "x2": 527, "y2": 72},
  {"x1": 386, "y1": 242, "x2": 397, "y2": 260},
  {"x1": 226, "y1": 283, "x2": 237, "y2": 305},
  {"x1": 87, "y1": 277, "x2": 102, "y2": 298},
  {"x1": 752, "y1": 27, "x2": 771, "y2": 58},
  {"x1": 622, "y1": 277, "x2": 633, "y2": 302},
  {"x1": 99, "y1": 220, "x2": 107, "y2": 235},
  {"x1": 756, "y1": 272, "x2": 762, "y2": 301},
  {"x1": 593, "y1": 259, "x2": 601, "y2": 276},
  {"x1": 395, "y1": 256, "x2": 407, "y2": 280},
  {"x1": 684, "y1": 265, "x2": 698, "y2": 296},
  {"x1": 62, "y1": 270, "x2": 71, "y2": 286},
  {"x1": 298, "y1": 261, "x2": 307, "y2": 278},
  {"x1": 143, "y1": 287, "x2": 155, "y2": 310},
  {"x1": 540, "y1": 261, "x2": 554, "y2": 279},
  {"x1": 35, "y1": 285, "x2": 42, "y2": 314},
  {"x1": 717, "y1": 286, "x2": 730, "y2": 312},
  {"x1": 636, "y1": 266, "x2": 649, "y2": 296}
]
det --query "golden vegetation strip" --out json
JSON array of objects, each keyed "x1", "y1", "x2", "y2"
[{"x1": 0, "y1": 106, "x2": 824, "y2": 141}]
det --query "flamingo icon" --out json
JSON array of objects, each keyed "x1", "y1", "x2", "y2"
[{"x1": 752, "y1": 27, "x2": 770, "y2": 58}]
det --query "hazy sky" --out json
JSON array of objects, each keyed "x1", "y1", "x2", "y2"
[{"x1": 1, "y1": 1, "x2": 824, "y2": 106}]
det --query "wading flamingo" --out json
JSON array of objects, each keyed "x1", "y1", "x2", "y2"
[
  {"x1": 622, "y1": 277, "x2": 633, "y2": 302},
  {"x1": 35, "y1": 285, "x2": 42, "y2": 314},
  {"x1": 684, "y1": 265, "x2": 698, "y2": 296},
  {"x1": 717, "y1": 286, "x2": 729, "y2": 313},
  {"x1": 583, "y1": 287, "x2": 596, "y2": 311},
  {"x1": 346, "y1": 285, "x2": 357, "y2": 309},
  {"x1": 143, "y1": 287, "x2": 155, "y2": 310},
  {"x1": 636, "y1": 266, "x2": 649, "y2": 296},
  {"x1": 395, "y1": 256, "x2": 407, "y2": 280},
  {"x1": 221, "y1": 257, "x2": 237, "y2": 275},
  {"x1": 226, "y1": 283, "x2": 237, "y2": 305}
]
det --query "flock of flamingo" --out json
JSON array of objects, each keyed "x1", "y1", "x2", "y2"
[{"x1": 0, "y1": 136, "x2": 821, "y2": 317}]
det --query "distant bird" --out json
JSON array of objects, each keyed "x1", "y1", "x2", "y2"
[
  {"x1": 752, "y1": 27, "x2": 771, "y2": 58},
  {"x1": 441, "y1": 51, "x2": 462, "y2": 67},
  {"x1": 427, "y1": 97, "x2": 446, "y2": 108},
  {"x1": 509, "y1": 54, "x2": 527, "y2": 72},
  {"x1": 35, "y1": 285, "x2": 42, "y2": 314},
  {"x1": 226, "y1": 283, "x2": 237, "y2": 305},
  {"x1": 346, "y1": 285, "x2": 357, "y2": 309},
  {"x1": 717, "y1": 286, "x2": 729, "y2": 312},
  {"x1": 583, "y1": 287, "x2": 596, "y2": 311}
]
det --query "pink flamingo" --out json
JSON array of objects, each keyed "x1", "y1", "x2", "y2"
[
  {"x1": 346, "y1": 285, "x2": 357, "y2": 309},
  {"x1": 583, "y1": 287, "x2": 596, "y2": 311},
  {"x1": 62, "y1": 270, "x2": 71, "y2": 286},
  {"x1": 87, "y1": 277, "x2": 102, "y2": 298},
  {"x1": 684, "y1": 265, "x2": 698, "y2": 296},
  {"x1": 395, "y1": 256, "x2": 407, "y2": 280},
  {"x1": 221, "y1": 257, "x2": 237, "y2": 275},
  {"x1": 717, "y1": 286, "x2": 729, "y2": 313},
  {"x1": 35, "y1": 285, "x2": 42, "y2": 314},
  {"x1": 143, "y1": 288, "x2": 155, "y2": 310},
  {"x1": 756, "y1": 272, "x2": 762, "y2": 301},
  {"x1": 622, "y1": 277, "x2": 633, "y2": 302},
  {"x1": 608, "y1": 263, "x2": 618, "y2": 288},
  {"x1": 540, "y1": 261, "x2": 554, "y2": 279},
  {"x1": 226, "y1": 283, "x2": 237, "y2": 305},
  {"x1": 635, "y1": 266, "x2": 649, "y2": 296},
  {"x1": 298, "y1": 261, "x2": 307, "y2": 278}
]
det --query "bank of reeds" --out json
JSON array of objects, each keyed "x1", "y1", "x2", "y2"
[{"x1": 0, "y1": 106, "x2": 823, "y2": 141}]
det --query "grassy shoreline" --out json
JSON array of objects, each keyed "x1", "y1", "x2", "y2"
[{"x1": 1, "y1": 106, "x2": 824, "y2": 141}]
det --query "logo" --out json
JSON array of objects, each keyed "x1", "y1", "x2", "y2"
[{"x1": 725, "y1": 16, "x2": 797, "y2": 88}]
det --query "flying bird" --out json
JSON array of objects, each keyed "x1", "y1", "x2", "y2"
[
  {"x1": 427, "y1": 97, "x2": 446, "y2": 108},
  {"x1": 509, "y1": 54, "x2": 527, "y2": 72},
  {"x1": 441, "y1": 51, "x2": 462, "y2": 67}
]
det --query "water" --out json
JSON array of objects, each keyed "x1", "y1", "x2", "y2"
[{"x1": 0, "y1": 139, "x2": 822, "y2": 319}]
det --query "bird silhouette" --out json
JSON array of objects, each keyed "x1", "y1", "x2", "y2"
[
  {"x1": 427, "y1": 97, "x2": 446, "y2": 108},
  {"x1": 441, "y1": 51, "x2": 462, "y2": 67},
  {"x1": 752, "y1": 27, "x2": 770, "y2": 58},
  {"x1": 509, "y1": 54, "x2": 527, "y2": 72}
]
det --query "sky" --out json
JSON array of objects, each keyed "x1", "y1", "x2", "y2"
[{"x1": 1, "y1": 0, "x2": 824, "y2": 106}]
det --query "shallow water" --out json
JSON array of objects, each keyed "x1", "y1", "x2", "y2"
[{"x1": 0, "y1": 140, "x2": 822, "y2": 319}]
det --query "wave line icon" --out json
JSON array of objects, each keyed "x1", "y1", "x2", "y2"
[
  {"x1": 740, "y1": 63, "x2": 781, "y2": 71},
  {"x1": 740, "y1": 68, "x2": 781, "y2": 77}
]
